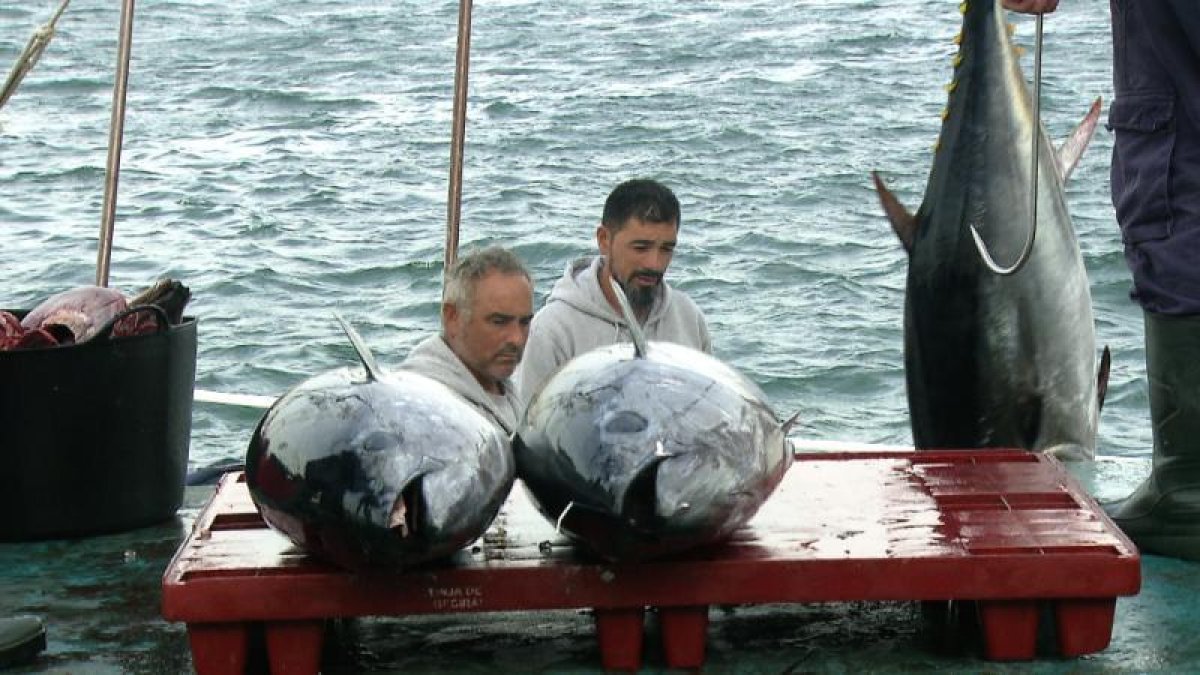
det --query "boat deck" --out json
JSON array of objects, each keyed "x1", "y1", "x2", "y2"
[
  {"x1": 8, "y1": 449, "x2": 1200, "y2": 673},
  {"x1": 160, "y1": 450, "x2": 1138, "y2": 673}
]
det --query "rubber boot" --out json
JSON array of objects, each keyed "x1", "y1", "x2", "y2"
[
  {"x1": 1105, "y1": 311, "x2": 1200, "y2": 560},
  {"x1": 0, "y1": 615, "x2": 46, "y2": 669}
]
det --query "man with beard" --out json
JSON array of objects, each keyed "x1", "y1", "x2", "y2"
[
  {"x1": 403, "y1": 245, "x2": 534, "y2": 435},
  {"x1": 516, "y1": 178, "x2": 711, "y2": 403}
]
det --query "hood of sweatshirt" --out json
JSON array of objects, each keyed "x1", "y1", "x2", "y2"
[
  {"x1": 402, "y1": 334, "x2": 520, "y2": 435},
  {"x1": 544, "y1": 255, "x2": 673, "y2": 328}
]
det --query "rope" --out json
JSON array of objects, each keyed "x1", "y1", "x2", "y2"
[{"x1": 0, "y1": 0, "x2": 72, "y2": 111}]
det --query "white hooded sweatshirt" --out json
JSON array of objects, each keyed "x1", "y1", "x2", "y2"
[
  {"x1": 402, "y1": 334, "x2": 523, "y2": 435},
  {"x1": 515, "y1": 255, "x2": 711, "y2": 404}
]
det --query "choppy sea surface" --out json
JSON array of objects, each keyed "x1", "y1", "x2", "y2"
[{"x1": 1, "y1": 0, "x2": 1139, "y2": 472}]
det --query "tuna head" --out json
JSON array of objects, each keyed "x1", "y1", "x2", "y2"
[
  {"x1": 514, "y1": 341, "x2": 792, "y2": 561},
  {"x1": 872, "y1": 0, "x2": 1107, "y2": 460},
  {"x1": 246, "y1": 321, "x2": 514, "y2": 570},
  {"x1": 20, "y1": 286, "x2": 127, "y2": 343}
]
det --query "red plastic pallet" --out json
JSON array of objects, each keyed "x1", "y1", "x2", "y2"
[{"x1": 161, "y1": 449, "x2": 1140, "y2": 673}]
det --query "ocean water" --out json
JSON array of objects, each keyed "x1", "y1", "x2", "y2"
[{"x1": 0, "y1": 0, "x2": 1140, "y2": 471}]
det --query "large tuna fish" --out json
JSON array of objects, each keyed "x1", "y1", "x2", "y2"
[
  {"x1": 515, "y1": 291, "x2": 793, "y2": 561},
  {"x1": 872, "y1": 0, "x2": 1109, "y2": 459},
  {"x1": 246, "y1": 317, "x2": 514, "y2": 569}
]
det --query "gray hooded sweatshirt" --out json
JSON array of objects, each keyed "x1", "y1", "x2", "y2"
[
  {"x1": 402, "y1": 334, "x2": 523, "y2": 435},
  {"x1": 516, "y1": 255, "x2": 711, "y2": 404}
]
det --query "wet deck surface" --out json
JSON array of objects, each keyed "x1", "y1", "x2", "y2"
[{"x1": 2, "y1": 454, "x2": 1199, "y2": 673}]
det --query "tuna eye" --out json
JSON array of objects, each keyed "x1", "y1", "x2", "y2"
[
  {"x1": 359, "y1": 430, "x2": 401, "y2": 454},
  {"x1": 603, "y1": 411, "x2": 648, "y2": 433}
]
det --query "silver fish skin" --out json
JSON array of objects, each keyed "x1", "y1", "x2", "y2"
[
  {"x1": 246, "y1": 352, "x2": 514, "y2": 570},
  {"x1": 515, "y1": 341, "x2": 792, "y2": 562},
  {"x1": 874, "y1": 0, "x2": 1104, "y2": 460}
]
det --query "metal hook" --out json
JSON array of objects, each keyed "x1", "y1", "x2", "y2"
[{"x1": 972, "y1": 13, "x2": 1043, "y2": 276}]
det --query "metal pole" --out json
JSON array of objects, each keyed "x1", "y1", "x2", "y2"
[
  {"x1": 1027, "y1": 15, "x2": 1044, "y2": 261},
  {"x1": 444, "y1": 0, "x2": 474, "y2": 283},
  {"x1": 969, "y1": 12, "x2": 1044, "y2": 276},
  {"x1": 96, "y1": 0, "x2": 136, "y2": 288}
]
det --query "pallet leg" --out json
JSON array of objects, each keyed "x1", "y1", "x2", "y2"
[
  {"x1": 594, "y1": 607, "x2": 645, "y2": 671},
  {"x1": 658, "y1": 605, "x2": 709, "y2": 669},
  {"x1": 918, "y1": 600, "x2": 980, "y2": 655},
  {"x1": 978, "y1": 599, "x2": 1038, "y2": 660},
  {"x1": 187, "y1": 622, "x2": 249, "y2": 675},
  {"x1": 1054, "y1": 598, "x2": 1116, "y2": 657},
  {"x1": 265, "y1": 619, "x2": 325, "y2": 675}
]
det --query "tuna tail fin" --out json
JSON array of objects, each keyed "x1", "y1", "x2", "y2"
[
  {"x1": 872, "y1": 171, "x2": 917, "y2": 253},
  {"x1": 129, "y1": 277, "x2": 191, "y2": 324},
  {"x1": 335, "y1": 313, "x2": 386, "y2": 382},
  {"x1": 1055, "y1": 97, "x2": 1102, "y2": 184},
  {"x1": 611, "y1": 282, "x2": 649, "y2": 358},
  {"x1": 1097, "y1": 345, "x2": 1112, "y2": 412}
]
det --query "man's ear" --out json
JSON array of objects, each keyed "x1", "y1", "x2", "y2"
[
  {"x1": 596, "y1": 224, "x2": 611, "y2": 256},
  {"x1": 441, "y1": 302, "x2": 458, "y2": 335}
]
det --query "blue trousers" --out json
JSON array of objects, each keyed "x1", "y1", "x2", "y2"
[{"x1": 1108, "y1": 0, "x2": 1200, "y2": 315}]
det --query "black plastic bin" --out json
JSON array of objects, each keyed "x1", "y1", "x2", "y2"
[{"x1": 0, "y1": 308, "x2": 197, "y2": 540}]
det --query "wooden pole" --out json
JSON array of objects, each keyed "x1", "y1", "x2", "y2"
[
  {"x1": 444, "y1": 0, "x2": 474, "y2": 284},
  {"x1": 96, "y1": 0, "x2": 136, "y2": 287}
]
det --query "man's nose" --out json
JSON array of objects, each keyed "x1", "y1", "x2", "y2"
[
  {"x1": 506, "y1": 321, "x2": 530, "y2": 348},
  {"x1": 647, "y1": 249, "x2": 670, "y2": 270}
]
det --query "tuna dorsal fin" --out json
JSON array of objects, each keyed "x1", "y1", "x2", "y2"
[
  {"x1": 335, "y1": 312, "x2": 385, "y2": 382},
  {"x1": 781, "y1": 410, "x2": 801, "y2": 435},
  {"x1": 611, "y1": 283, "x2": 649, "y2": 358},
  {"x1": 872, "y1": 171, "x2": 917, "y2": 253},
  {"x1": 1055, "y1": 97, "x2": 1102, "y2": 184},
  {"x1": 1097, "y1": 345, "x2": 1112, "y2": 412}
]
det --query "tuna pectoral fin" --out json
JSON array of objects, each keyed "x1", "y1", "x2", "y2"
[
  {"x1": 871, "y1": 172, "x2": 917, "y2": 253},
  {"x1": 385, "y1": 457, "x2": 445, "y2": 538},
  {"x1": 1055, "y1": 98, "x2": 1102, "y2": 184},
  {"x1": 619, "y1": 455, "x2": 670, "y2": 530},
  {"x1": 1044, "y1": 444, "x2": 1094, "y2": 462},
  {"x1": 1098, "y1": 345, "x2": 1112, "y2": 412},
  {"x1": 556, "y1": 501, "x2": 626, "y2": 540}
]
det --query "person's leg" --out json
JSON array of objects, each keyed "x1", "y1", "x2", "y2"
[{"x1": 1106, "y1": 312, "x2": 1200, "y2": 559}]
